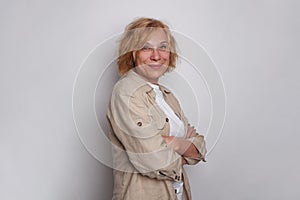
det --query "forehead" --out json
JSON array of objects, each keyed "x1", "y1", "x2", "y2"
[{"x1": 145, "y1": 28, "x2": 168, "y2": 44}]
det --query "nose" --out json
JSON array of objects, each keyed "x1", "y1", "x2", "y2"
[{"x1": 150, "y1": 48, "x2": 161, "y2": 61}]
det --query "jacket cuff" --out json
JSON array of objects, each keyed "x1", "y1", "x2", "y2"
[{"x1": 187, "y1": 135, "x2": 207, "y2": 162}]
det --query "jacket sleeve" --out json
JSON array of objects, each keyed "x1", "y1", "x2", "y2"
[
  {"x1": 184, "y1": 134, "x2": 207, "y2": 165},
  {"x1": 164, "y1": 90, "x2": 207, "y2": 165},
  {"x1": 181, "y1": 115, "x2": 207, "y2": 165},
  {"x1": 107, "y1": 89, "x2": 182, "y2": 181}
]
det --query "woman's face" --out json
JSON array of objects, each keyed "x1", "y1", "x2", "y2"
[{"x1": 134, "y1": 29, "x2": 170, "y2": 84}]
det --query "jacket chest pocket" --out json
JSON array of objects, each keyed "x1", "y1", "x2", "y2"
[
  {"x1": 129, "y1": 97, "x2": 171, "y2": 137},
  {"x1": 158, "y1": 117, "x2": 170, "y2": 136},
  {"x1": 150, "y1": 106, "x2": 170, "y2": 136}
]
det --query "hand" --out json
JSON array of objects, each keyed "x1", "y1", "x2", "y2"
[
  {"x1": 185, "y1": 124, "x2": 197, "y2": 138},
  {"x1": 162, "y1": 135, "x2": 175, "y2": 145},
  {"x1": 162, "y1": 136, "x2": 198, "y2": 158},
  {"x1": 162, "y1": 136, "x2": 182, "y2": 153}
]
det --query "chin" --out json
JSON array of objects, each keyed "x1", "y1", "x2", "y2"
[{"x1": 151, "y1": 74, "x2": 164, "y2": 81}]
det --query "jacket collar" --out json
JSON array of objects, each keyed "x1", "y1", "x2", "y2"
[{"x1": 126, "y1": 68, "x2": 172, "y2": 95}]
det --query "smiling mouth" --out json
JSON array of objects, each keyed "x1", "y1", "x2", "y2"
[{"x1": 148, "y1": 64, "x2": 163, "y2": 68}]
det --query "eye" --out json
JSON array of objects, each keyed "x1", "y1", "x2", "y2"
[
  {"x1": 158, "y1": 45, "x2": 169, "y2": 51},
  {"x1": 141, "y1": 45, "x2": 152, "y2": 51}
]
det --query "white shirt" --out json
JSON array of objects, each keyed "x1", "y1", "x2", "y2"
[
  {"x1": 147, "y1": 83, "x2": 185, "y2": 137},
  {"x1": 147, "y1": 83, "x2": 184, "y2": 200}
]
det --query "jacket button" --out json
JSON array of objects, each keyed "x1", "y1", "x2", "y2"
[
  {"x1": 166, "y1": 118, "x2": 169, "y2": 122},
  {"x1": 137, "y1": 121, "x2": 142, "y2": 126}
]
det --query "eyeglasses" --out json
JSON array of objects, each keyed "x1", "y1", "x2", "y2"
[{"x1": 140, "y1": 44, "x2": 170, "y2": 54}]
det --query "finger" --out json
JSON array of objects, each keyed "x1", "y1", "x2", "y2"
[
  {"x1": 186, "y1": 126, "x2": 194, "y2": 137},
  {"x1": 182, "y1": 157, "x2": 187, "y2": 165}
]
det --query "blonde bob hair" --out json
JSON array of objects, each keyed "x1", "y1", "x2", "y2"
[{"x1": 118, "y1": 17, "x2": 178, "y2": 76}]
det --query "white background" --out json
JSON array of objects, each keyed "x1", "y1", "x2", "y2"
[{"x1": 1, "y1": 0, "x2": 299, "y2": 199}]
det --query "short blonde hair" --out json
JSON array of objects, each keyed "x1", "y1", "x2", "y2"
[{"x1": 118, "y1": 17, "x2": 178, "y2": 76}]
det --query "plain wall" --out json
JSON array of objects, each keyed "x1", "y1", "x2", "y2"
[{"x1": 1, "y1": 0, "x2": 299, "y2": 199}]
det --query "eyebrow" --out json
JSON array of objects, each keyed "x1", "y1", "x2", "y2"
[
  {"x1": 144, "y1": 41, "x2": 169, "y2": 46},
  {"x1": 160, "y1": 41, "x2": 168, "y2": 44}
]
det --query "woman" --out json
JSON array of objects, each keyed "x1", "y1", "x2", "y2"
[{"x1": 107, "y1": 17, "x2": 206, "y2": 200}]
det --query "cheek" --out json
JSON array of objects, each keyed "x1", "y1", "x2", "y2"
[
  {"x1": 162, "y1": 53, "x2": 170, "y2": 62},
  {"x1": 135, "y1": 53, "x2": 148, "y2": 65}
]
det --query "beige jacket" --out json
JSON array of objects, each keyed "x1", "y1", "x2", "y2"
[{"x1": 107, "y1": 69, "x2": 206, "y2": 200}]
